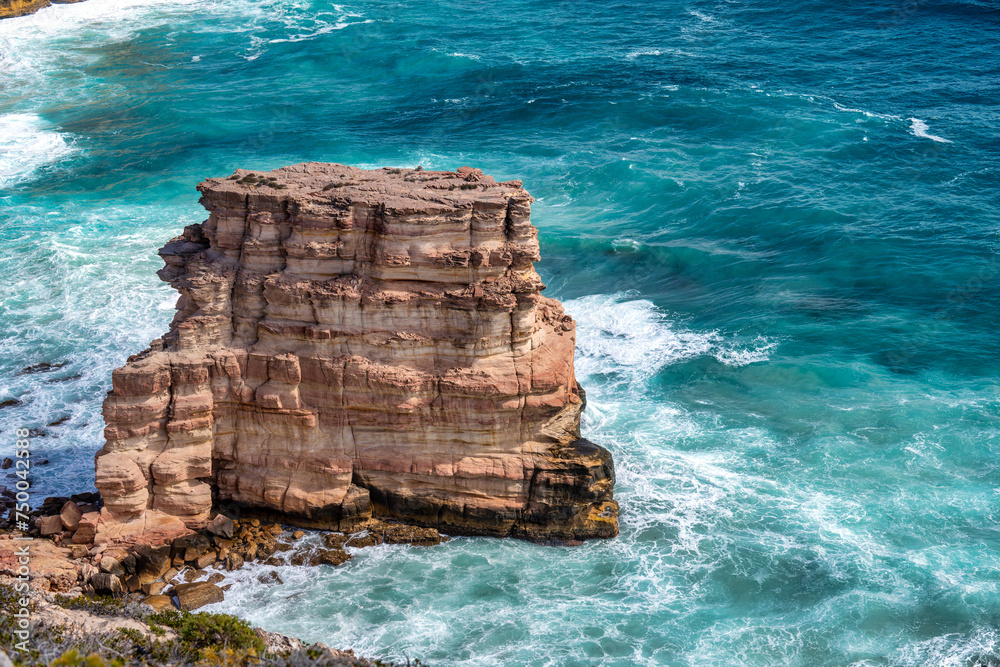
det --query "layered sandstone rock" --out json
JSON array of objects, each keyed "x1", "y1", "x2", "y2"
[{"x1": 96, "y1": 163, "x2": 618, "y2": 544}]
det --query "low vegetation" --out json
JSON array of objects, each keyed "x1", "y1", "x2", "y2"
[{"x1": 1, "y1": 584, "x2": 417, "y2": 666}]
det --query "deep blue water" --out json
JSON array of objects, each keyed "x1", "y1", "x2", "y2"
[{"x1": 1, "y1": 0, "x2": 999, "y2": 664}]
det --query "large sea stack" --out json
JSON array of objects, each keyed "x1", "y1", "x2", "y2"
[{"x1": 94, "y1": 163, "x2": 618, "y2": 545}]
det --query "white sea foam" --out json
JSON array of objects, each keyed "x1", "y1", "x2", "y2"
[
  {"x1": 565, "y1": 293, "x2": 776, "y2": 390},
  {"x1": 0, "y1": 113, "x2": 76, "y2": 190},
  {"x1": 566, "y1": 294, "x2": 714, "y2": 386},
  {"x1": 0, "y1": 0, "x2": 370, "y2": 83},
  {"x1": 625, "y1": 49, "x2": 662, "y2": 60},
  {"x1": 891, "y1": 629, "x2": 1000, "y2": 667},
  {"x1": 610, "y1": 238, "x2": 642, "y2": 251},
  {"x1": 268, "y1": 19, "x2": 373, "y2": 44},
  {"x1": 909, "y1": 118, "x2": 953, "y2": 143},
  {"x1": 0, "y1": 0, "x2": 207, "y2": 88},
  {"x1": 714, "y1": 335, "x2": 778, "y2": 366},
  {"x1": 0, "y1": 204, "x2": 194, "y2": 496},
  {"x1": 832, "y1": 102, "x2": 903, "y2": 121}
]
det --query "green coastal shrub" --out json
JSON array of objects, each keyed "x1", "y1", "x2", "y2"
[
  {"x1": 0, "y1": 583, "x2": 420, "y2": 666},
  {"x1": 148, "y1": 610, "x2": 265, "y2": 656},
  {"x1": 50, "y1": 649, "x2": 124, "y2": 667}
]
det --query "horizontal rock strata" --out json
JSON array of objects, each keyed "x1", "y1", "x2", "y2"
[{"x1": 96, "y1": 163, "x2": 618, "y2": 543}]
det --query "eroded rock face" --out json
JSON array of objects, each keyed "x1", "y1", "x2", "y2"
[
  {"x1": 0, "y1": 0, "x2": 49, "y2": 19},
  {"x1": 0, "y1": 0, "x2": 86, "y2": 20},
  {"x1": 96, "y1": 163, "x2": 618, "y2": 543}
]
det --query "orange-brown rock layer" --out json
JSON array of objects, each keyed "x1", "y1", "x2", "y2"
[
  {"x1": 0, "y1": 0, "x2": 86, "y2": 20},
  {"x1": 0, "y1": 0, "x2": 48, "y2": 18},
  {"x1": 96, "y1": 163, "x2": 618, "y2": 543}
]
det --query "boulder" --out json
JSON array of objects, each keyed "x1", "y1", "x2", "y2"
[
  {"x1": 71, "y1": 512, "x2": 100, "y2": 545},
  {"x1": 120, "y1": 553, "x2": 136, "y2": 575},
  {"x1": 99, "y1": 557, "x2": 125, "y2": 578},
  {"x1": 173, "y1": 581, "x2": 224, "y2": 611},
  {"x1": 344, "y1": 523, "x2": 445, "y2": 548},
  {"x1": 315, "y1": 548, "x2": 350, "y2": 567},
  {"x1": 91, "y1": 572, "x2": 124, "y2": 596},
  {"x1": 212, "y1": 537, "x2": 233, "y2": 550},
  {"x1": 59, "y1": 501, "x2": 83, "y2": 531},
  {"x1": 80, "y1": 562, "x2": 98, "y2": 584},
  {"x1": 182, "y1": 568, "x2": 207, "y2": 583},
  {"x1": 205, "y1": 514, "x2": 234, "y2": 539},
  {"x1": 134, "y1": 545, "x2": 171, "y2": 584},
  {"x1": 225, "y1": 552, "x2": 244, "y2": 571},
  {"x1": 172, "y1": 534, "x2": 211, "y2": 562},
  {"x1": 40, "y1": 497, "x2": 68, "y2": 515},
  {"x1": 194, "y1": 551, "x2": 216, "y2": 569},
  {"x1": 257, "y1": 570, "x2": 282, "y2": 585},
  {"x1": 143, "y1": 595, "x2": 176, "y2": 612},
  {"x1": 70, "y1": 492, "x2": 102, "y2": 505},
  {"x1": 39, "y1": 515, "x2": 62, "y2": 536},
  {"x1": 142, "y1": 581, "x2": 166, "y2": 596}
]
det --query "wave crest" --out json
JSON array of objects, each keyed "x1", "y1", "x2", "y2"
[
  {"x1": 0, "y1": 113, "x2": 76, "y2": 190},
  {"x1": 564, "y1": 292, "x2": 776, "y2": 389}
]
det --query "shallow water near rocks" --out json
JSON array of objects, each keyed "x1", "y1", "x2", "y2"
[{"x1": 1, "y1": 0, "x2": 999, "y2": 664}]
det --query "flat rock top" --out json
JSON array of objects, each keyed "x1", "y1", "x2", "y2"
[{"x1": 198, "y1": 162, "x2": 530, "y2": 211}]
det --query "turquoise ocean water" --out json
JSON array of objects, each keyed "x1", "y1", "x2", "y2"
[{"x1": 1, "y1": 0, "x2": 999, "y2": 664}]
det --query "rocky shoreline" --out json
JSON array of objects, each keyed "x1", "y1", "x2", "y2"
[
  {"x1": 0, "y1": 0, "x2": 85, "y2": 20},
  {"x1": 1, "y1": 493, "x2": 440, "y2": 664},
  {"x1": 0, "y1": 579, "x2": 417, "y2": 665},
  {"x1": 0, "y1": 164, "x2": 617, "y2": 662}
]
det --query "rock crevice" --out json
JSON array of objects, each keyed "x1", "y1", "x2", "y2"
[{"x1": 96, "y1": 163, "x2": 618, "y2": 543}]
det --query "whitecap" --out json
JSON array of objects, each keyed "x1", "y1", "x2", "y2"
[
  {"x1": 713, "y1": 335, "x2": 778, "y2": 366},
  {"x1": 891, "y1": 629, "x2": 1000, "y2": 667},
  {"x1": 268, "y1": 19, "x2": 373, "y2": 44},
  {"x1": 566, "y1": 293, "x2": 714, "y2": 386},
  {"x1": 564, "y1": 293, "x2": 775, "y2": 391},
  {"x1": 909, "y1": 118, "x2": 952, "y2": 143},
  {"x1": 687, "y1": 9, "x2": 715, "y2": 22},
  {"x1": 0, "y1": 113, "x2": 76, "y2": 190},
  {"x1": 832, "y1": 102, "x2": 902, "y2": 121},
  {"x1": 625, "y1": 49, "x2": 662, "y2": 60},
  {"x1": 611, "y1": 238, "x2": 642, "y2": 252}
]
